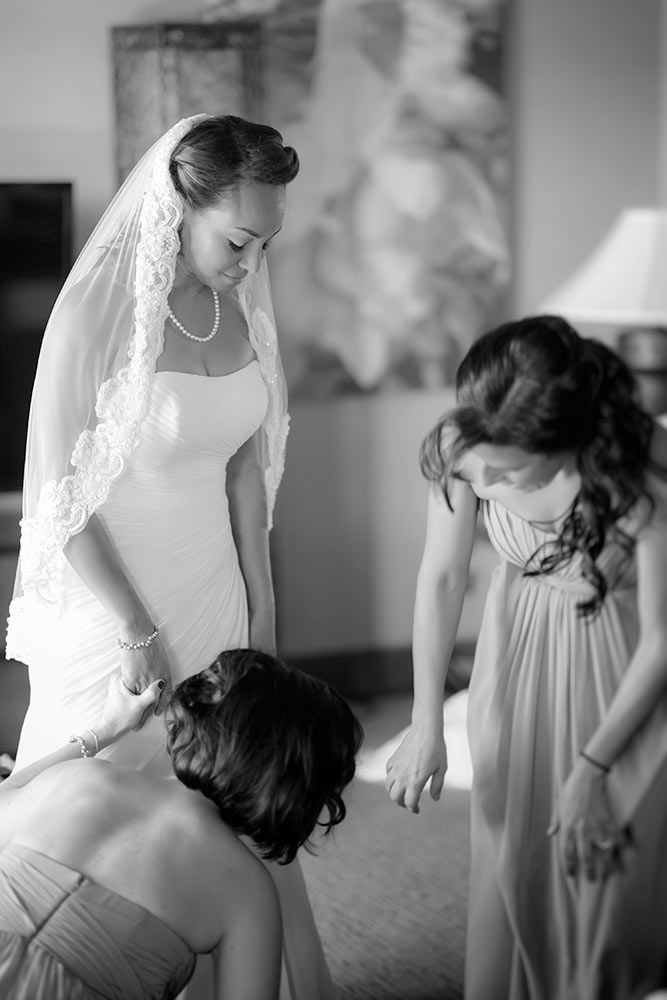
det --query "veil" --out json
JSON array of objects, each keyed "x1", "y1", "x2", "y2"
[{"x1": 6, "y1": 115, "x2": 289, "y2": 663}]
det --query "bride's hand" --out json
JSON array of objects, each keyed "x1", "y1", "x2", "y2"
[
  {"x1": 385, "y1": 723, "x2": 448, "y2": 814},
  {"x1": 119, "y1": 636, "x2": 173, "y2": 716},
  {"x1": 96, "y1": 673, "x2": 166, "y2": 748}
]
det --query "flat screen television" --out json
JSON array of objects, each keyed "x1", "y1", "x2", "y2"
[{"x1": 0, "y1": 182, "x2": 73, "y2": 491}]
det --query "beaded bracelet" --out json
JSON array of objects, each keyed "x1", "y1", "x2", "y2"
[
  {"x1": 68, "y1": 730, "x2": 99, "y2": 758},
  {"x1": 580, "y1": 749, "x2": 610, "y2": 774},
  {"x1": 117, "y1": 624, "x2": 159, "y2": 651},
  {"x1": 84, "y1": 728, "x2": 99, "y2": 755}
]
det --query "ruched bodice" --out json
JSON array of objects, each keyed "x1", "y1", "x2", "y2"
[
  {"x1": 16, "y1": 361, "x2": 268, "y2": 767},
  {"x1": 0, "y1": 844, "x2": 195, "y2": 999},
  {"x1": 106, "y1": 364, "x2": 268, "y2": 516},
  {"x1": 481, "y1": 499, "x2": 636, "y2": 597}
]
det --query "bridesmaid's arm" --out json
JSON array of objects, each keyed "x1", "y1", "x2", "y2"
[
  {"x1": 0, "y1": 677, "x2": 162, "y2": 852},
  {"x1": 553, "y1": 426, "x2": 667, "y2": 879},
  {"x1": 0, "y1": 677, "x2": 163, "y2": 792},
  {"x1": 411, "y1": 482, "x2": 478, "y2": 731},
  {"x1": 213, "y1": 863, "x2": 282, "y2": 1000},
  {"x1": 575, "y1": 424, "x2": 667, "y2": 770},
  {"x1": 385, "y1": 480, "x2": 478, "y2": 813},
  {"x1": 1, "y1": 741, "x2": 102, "y2": 794},
  {"x1": 226, "y1": 432, "x2": 276, "y2": 654}
]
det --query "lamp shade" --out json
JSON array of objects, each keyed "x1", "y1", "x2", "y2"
[{"x1": 540, "y1": 208, "x2": 667, "y2": 325}]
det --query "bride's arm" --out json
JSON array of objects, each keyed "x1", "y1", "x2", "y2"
[
  {"x1": 65, "y1": 513, "x2": 153, "y2": 636},
  {"x1": 226, "y1": 432, "x2": 276, "y2": 654},
  {"x1": 64, "y1": 513, "x2": 172, "y2": 698}
]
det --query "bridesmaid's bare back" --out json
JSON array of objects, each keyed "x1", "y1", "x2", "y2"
[{"x1": 4, "y1": 758, "x2": 274, "y2": 954}]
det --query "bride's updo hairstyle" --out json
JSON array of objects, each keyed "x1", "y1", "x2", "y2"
[
  {"x1": 169, "y1": 114, "x2": 300, "y2": 211},
  {"x1": 420, "y1": 315, "x2": 657, "y2": 618},
  {"x1": 165, "y1": 648, "x2": 362, "y2": 864}
]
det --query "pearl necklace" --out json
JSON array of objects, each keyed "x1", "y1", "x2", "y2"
[{"x1": 167, "y1": 289, "x2": 221, "y2": 343}]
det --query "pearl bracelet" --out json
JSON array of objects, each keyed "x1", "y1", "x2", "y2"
[
  {"x1": 116, "y1": 624, "x2": 159, "y2": 651},
  {"x1": 84, "y1": 728, "x2": 99, "y2": 755},
  {"x1": 68, "y1": 729, "x2": 99, "y2": 758}
]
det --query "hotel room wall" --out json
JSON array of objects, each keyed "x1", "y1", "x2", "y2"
[
  {"x1": 276, "y1": 0, "x2": 663, "y2": 656},
  {"x1": 0, "y1": 0, "x2": 662, "y2": 664}
]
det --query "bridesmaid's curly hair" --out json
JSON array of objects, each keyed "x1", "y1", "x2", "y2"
[
  {"x1": 420, "y1": 315, "x2": 658, "y2": 619},
  {"x1": 165, "y1": 649, "x2": 362, "y2": 864}
]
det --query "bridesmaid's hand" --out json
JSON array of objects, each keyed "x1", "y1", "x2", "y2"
[
  {"x1": 385, "y1": 724, "x2": 448, "y2": 814},
  {"x1": 97, "y1": 673, "x2": 166, "y2": 748},
  {"x1": 548, "y1": 758, "x2": 629, "y2": 881},
  {"x1": 119, "y1": 635, "x2": 173, "y2": 716}
]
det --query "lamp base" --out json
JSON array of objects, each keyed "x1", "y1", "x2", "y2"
[{"x1": 617, "y1": 327, "x2": 667, "y2": 416}]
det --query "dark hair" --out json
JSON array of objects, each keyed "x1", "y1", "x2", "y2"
[
  {"x1": 420, "y1": 315, "x2": 657, "y2": 618},
  {"x1": 169, "y1": 115, "x2": 300, "y2": 211},
  {"x1": 165, "y1": 649, "x2": 363, "y2": 864}
]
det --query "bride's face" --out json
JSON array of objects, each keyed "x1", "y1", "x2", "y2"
[{"x1": 178, "y1": 182, "x2": 285, "y2": 291}]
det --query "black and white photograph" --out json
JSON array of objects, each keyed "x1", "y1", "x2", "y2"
[{"x1": 1, "y1": 1, "x2": 667, "y2": 998}]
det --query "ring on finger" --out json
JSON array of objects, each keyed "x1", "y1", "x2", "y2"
[{"x1": 594, "y1": 836, "x2": 615, "y2": 852}]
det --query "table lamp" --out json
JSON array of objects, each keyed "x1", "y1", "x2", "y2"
[{"x1": 540, "y1": 208, "x2": 667, "y2": 415}]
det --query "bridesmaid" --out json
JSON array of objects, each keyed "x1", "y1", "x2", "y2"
[
  {"x1": 0, "y1": 649, "x2": 362, "y2": 1000},
  {"x1": 386, "y1": 315, "x2": 667, "y2": 999}
]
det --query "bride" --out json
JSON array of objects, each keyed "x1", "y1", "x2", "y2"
[{"x1": 6, "y1": 113, "x2": 334, "y2": 1000}]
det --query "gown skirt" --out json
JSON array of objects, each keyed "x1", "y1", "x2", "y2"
[
  {"x1": 465, "y1": 500, "x2": 667, "y2": 1000},
  {"x1": 13, "y1": 363, "x2": 335, "y2": 1000}
]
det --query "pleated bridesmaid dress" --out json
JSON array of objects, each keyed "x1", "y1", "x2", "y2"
[
  {"x1": 0, "y1": 844, "x2": 196, "y2": 999},
  {"x1": 465, "y1": 499, "x2": 667, "y2": 1000}
]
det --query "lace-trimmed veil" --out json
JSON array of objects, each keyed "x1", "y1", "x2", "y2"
[{"x1": 6, "y1": 115, "x2": 289, "y2": 663}]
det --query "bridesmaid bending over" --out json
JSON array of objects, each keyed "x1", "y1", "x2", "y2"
[
  {"x1": 0, "y1": 649, "x2": 362, "y2": 1000},
  {"x1": 386, "y1": 315, "x2": 667, "y2": 999}
]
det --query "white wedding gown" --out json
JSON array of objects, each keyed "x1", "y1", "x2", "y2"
[{"x1": 14, "y1": 361, "x2": 335, "y2": 1000}]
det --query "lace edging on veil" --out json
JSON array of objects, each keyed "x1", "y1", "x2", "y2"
[
  {"x1": 7, "y1": 116, "x2": 289, "y2": 664},
  {"x1": 239, "y1": 281, "x2": 290, "y2": 527}
]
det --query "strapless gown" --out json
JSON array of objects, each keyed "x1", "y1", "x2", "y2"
[
  {"x1": 465, "y1": 500, "x2": 667, "y2": 1000},
  {"x1": 13, "y1": 362, "x2": 335, "y2": 1000},
  {"x1": 0, "y1": 843, "x2": 196, "y2": 999}
]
